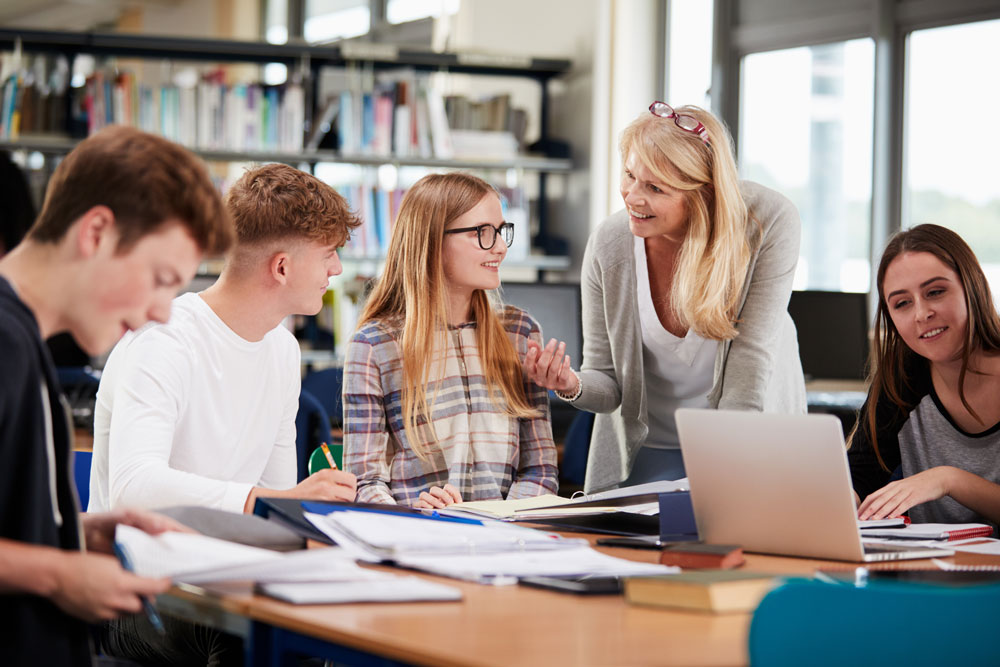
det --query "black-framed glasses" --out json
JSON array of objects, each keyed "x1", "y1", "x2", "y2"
[
  {"x1": 649, "y1": 101, "x2": 711, "y2": 146},
  {"x1": 444, "y1": 222, "x2": 514, "y2": 250}
]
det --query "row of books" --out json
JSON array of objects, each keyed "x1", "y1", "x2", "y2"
[
  {"x1": 310, "y1": 77, "x2": 526, "y2": 160},
  {"x1": 81, "y1": 69, "x2": 306, "y2": 153},
  {"x1": 0, "y1": 55, "x2": 72, "y2": 139}
]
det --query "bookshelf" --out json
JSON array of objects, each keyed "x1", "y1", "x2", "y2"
[{"x1": 0, "y1": 28, "x2": 574, "y2": 269}]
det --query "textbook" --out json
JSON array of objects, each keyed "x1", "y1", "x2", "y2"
[
  {"x1": 658, "y1": 544, "x2": 745, "y2": 570},
  {"x1": 859, "y1": 523, "x2": 994, "y2": 541},
  {"x1": 256, "y1": 576, "x2": 462, "y2": 604},
  {"x1": 624, "y1": 570, "x2": 782, "y2": 613},
  {"x1": 440, "y1": 479, "x2": 690, "y2": 521}
]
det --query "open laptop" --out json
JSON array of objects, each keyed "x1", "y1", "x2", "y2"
[{"x1": 674, "y1": 409, "x2": 953, "y2": 562}]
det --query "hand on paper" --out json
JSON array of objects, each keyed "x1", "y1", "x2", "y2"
[
  {"x1": 523, "y1": 338, "x2": 578, "y2": 394},
  {"x1": 51, "y1": 551, "x2": 171, "y2": 623},
  {"x1": 857, "y1": 466, "x2": 956, "y2": 520},
  {"x1": 413, "y1": 484, "x2": 462, "y2": 509},
  {"x1": 81, "y1": 508, "x2": 193, "y2": 556}
]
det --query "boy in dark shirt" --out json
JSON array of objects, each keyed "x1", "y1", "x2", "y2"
[{"x1": 0, "y1": 125, "x2": 234, "y2": 665}]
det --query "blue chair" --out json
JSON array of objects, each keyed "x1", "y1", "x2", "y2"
[
  {"x1": 73, "y1": 449, "x2": 93, "y2": 511},
  {"x1": 301, "y1": 367, "x2": 344, "y2": 427},
  {"x1": 749, "y1": 578, "x2": 1000, "y2": 666},
  {"x1": 295, "y1": 389, "x2": 332, "y2": 482},
  {"x1": 561, "y1": 411, "x2": 594, "y2": 487}
]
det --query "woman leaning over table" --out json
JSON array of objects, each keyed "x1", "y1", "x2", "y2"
[{"x1": 524, "y1": 102, "x2": 807, "y2": 493}]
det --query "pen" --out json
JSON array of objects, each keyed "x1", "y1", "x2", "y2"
[
  {"x1": 320, "y1": 442, "x2": 338, "y2": 470},
  {"x1": 111, "y1": 541, "x2": 166, "y2": 636}
]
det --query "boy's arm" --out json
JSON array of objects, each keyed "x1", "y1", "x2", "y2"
[
  {"x1": 0, "y1": 538, "x2": 170, "y2": 623},
  {"x1": 104, "y1": 331, "x2": 255, "y2": 512}
]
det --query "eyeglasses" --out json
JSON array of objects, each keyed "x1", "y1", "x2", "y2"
[
  {"x1": 444, "y1": 222, "x2": 514, "y2": 250},
  {"x1": 648, "y1": 101, "x2": 710, "y2": 146}
]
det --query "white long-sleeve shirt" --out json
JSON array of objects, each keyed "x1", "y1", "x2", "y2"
[{"x1": 89, "y1": 292, "x2": 300, "y2": 513}]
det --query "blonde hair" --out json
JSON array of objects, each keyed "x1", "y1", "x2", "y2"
[
  {"x1": 357, "y1": 172, "x2": 539, "y2": 459},
  {"x1": 619, "y1": 105, "x2": 754, "y2": 340}
]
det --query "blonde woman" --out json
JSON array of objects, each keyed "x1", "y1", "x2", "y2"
[
  {"x1": 343, "y1": 172, "x2": 558, "y2": 508},
  {"x1": 525, "y1": 102, "x2": 806, "y2": 492}
]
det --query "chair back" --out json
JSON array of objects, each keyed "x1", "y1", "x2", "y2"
[
  {"x1": 295, "y1": 389, "x2": 332, "y2": 482},
  {"x1": 301, "y1": 368, "x2": 344, "y2": 427},
  {"x1": 749, "y1": 578, "x2": 1000, "y2": 666},
  {"x1": 561, "y1": 411, "x2": 594, "y2": 487},
  {"x1": 73, "y1": 449, "x2": 93, "y2": 511}
]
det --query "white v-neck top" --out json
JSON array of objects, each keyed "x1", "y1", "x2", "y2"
[{"x1": 634, "y1": 237, "x2": 716, "y2": 450}]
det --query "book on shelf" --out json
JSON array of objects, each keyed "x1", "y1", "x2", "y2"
[{"x1": 624, "y1": 570, "x2": 782, "y2": 614}]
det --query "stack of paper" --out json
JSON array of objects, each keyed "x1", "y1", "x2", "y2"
[{"x1": 304, "y1": 509, "x2": 678, "y2": 584}]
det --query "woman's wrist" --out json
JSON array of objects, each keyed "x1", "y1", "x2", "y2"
[{"x1": 555, "y1": 369, "x2": 583, "y2": 402}]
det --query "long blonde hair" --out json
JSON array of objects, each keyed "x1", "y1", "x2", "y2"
[
  {"x1": 357, "y1": 172, "x2": 539, "y2": 459},
  {"x1": 619, "y1": 105, "x2": 754, "y2": 340}
]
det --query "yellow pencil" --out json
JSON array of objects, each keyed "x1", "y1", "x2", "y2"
[{"x1": 320, "y1": 442, "x2": 338, "y2": 470}]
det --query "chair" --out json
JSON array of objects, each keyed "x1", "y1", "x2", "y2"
[
  {"x1": 73, "y1": 449, "x2": 93, "y2": 511},
  {"x1": 560, "y1": 411, "x2": 594, "y2": 488},
  {"x1": 301, "y1": 367, "x2": 344, "y2": 427},
  {"x1": 295, "y1": 389, "x2": 332, "y2": 482},
  {"x1": 749, "y1": 578, "x2": 1000, "y2": 666}
]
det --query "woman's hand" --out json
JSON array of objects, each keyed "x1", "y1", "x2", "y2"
[
  {"x1": 857, "y1": 466, "x2": 956, "y2": 520},
  {"x1": 523, "y1": 338, "x2": 578, "y2": 394},
  {"x1": 413, "y1": 484, "x2": 462, "y2": 509}
]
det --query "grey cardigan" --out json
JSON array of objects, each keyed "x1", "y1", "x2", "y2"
[{"x1": 575, "y1": 181, "x2": 807, "y2": 493}]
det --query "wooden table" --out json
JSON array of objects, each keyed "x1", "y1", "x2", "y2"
[{"x1": 158, "y1": 535, "x2": 994, "y2": 667}]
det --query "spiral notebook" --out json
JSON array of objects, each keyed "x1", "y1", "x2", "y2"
[{"x1": 859, "y1": 523, "x2": 994, "y2": 541}]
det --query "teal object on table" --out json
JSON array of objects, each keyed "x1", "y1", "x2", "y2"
[{"x1": 749, "y1": 578, "x2": 1000, "y2": 666}]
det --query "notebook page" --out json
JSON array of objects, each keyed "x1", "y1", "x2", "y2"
[
  {"x1": 259, "y1": 576, "x2": 462, "y2": 604},
  {"x1": 116, "y1": 524, "x2": 282, "y2": 579}
]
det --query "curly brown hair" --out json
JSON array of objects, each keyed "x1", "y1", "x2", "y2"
[{"x1": 225, "y1": 163, "x2": 361, "y2": 247}]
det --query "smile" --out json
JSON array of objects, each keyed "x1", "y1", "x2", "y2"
[
  {"x1": 481, "y1": 261, "x2": 500, "y2": 269},
  {"x1": 629, "y1": 209, "x2": 653, "y2": 219},
  {"x1": 919, "y1": 326, "x2": 947, "y2": 339}
]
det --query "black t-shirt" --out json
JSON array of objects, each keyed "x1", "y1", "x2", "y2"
[
  {"x1": 847, "y1": 355, "x2": 932, "y2": 500},
  {"x1": 0, "y1": 277, "x2": 92, "y2": 665}
]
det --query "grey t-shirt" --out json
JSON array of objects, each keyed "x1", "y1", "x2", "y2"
[{"x1": 899, "y1": 392, "x2": 1000, "y2": 528}]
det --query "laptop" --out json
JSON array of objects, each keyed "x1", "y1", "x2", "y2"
[{"x1": 674, "y1": 409, "x2": 953, "y2": 562}]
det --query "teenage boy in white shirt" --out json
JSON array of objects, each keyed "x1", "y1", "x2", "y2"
[{"x1": 90, "y1": 163, "x2": 360, "y2": 515}]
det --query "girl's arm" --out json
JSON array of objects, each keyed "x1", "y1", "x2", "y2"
[
  {"x1": 509, "y1": 321, "x2": 560, "y2": 499},
  {"x1": 342, "y1": 333, "x2": 397, "y2": 505},
  {"x1": 858, "y1": 467, "x2": 1000, "y2": 524}
]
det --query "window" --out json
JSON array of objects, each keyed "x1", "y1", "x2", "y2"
[
  {"x1": 905, "y1": 18, "x2": 1000, "y2": 288},
  {"x1": 739, "y1": 39, "x2": 874, "y2": 292},
  {"x1": 665, "y1": 0, "x2": 713, "y2": 107},
  {"x1": 386, "y1": 0, "x2": 459, "y2": 25},
  {"x1": 305, "y1": 0, "x2": 371, "y2": 43}
]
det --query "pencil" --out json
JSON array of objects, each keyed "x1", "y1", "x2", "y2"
[{"x1": 320, "y1": 442, "x2": 338, "y2": 470}]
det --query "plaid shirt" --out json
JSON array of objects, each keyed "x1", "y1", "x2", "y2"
[{"x1": 343, "y1": 306, "x2": 558, "y2": 505}]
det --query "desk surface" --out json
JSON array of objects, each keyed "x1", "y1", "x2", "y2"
[{"x1": 163, "y1": 536, "x2": 992, "y2": 667}]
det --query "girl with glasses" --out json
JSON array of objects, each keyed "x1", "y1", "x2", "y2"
[
  {"x1": 525, "y1": 103, "x2": 807, "y2": 492},
  {"x1": 343, "y1": 172, "x2": 558, "y2": 508},
  {"x1": 850, "y1": 225, "x2": 1000, "y2": 529}
]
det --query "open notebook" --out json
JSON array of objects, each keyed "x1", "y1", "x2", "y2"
[{"x1": 115, "y1": 525, "x2": 463, "y2": 603}]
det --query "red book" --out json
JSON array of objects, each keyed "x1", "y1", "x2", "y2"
[{"x1": 659, "y1": 544, "x2": 745, "y2": 569}]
